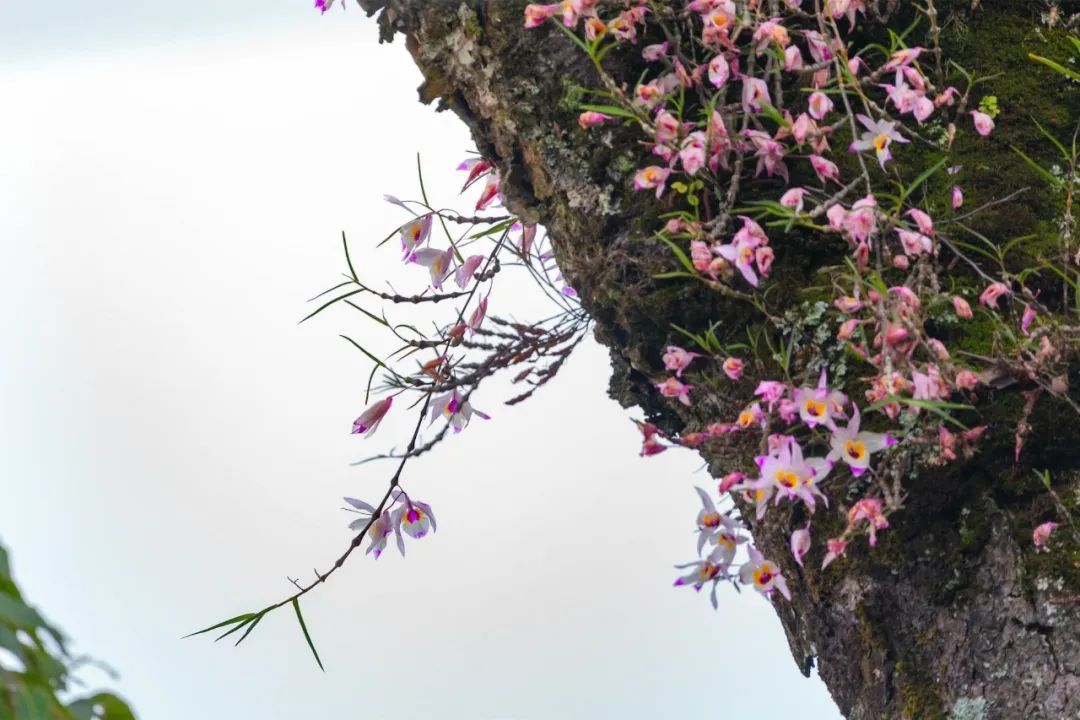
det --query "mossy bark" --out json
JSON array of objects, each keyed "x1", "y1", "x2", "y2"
[{"x1": 357, "y1": 1, "x2": 1080, "y2": 717}]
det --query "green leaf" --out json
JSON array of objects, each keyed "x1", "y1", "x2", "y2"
[
  {"x1": 898, "y1": 157, "x2": 948, "y2": 207},
  {"x1": 579, "y1": 103, "x2": 638, "y2": 120},
  {"x1": 340, "y1": 335, "x2": 391, "y2": 374},
  {"x1": 342, "y1": 300, "x2": 389, "y2": 327},
  {"x1": 652, "y1": 271, "x2": 697, "y2": 280},
  {"x1": 68, "y1": 693, "x2": 137, "y2": 720},
  {"x1": 1010, "y1": 145, "x2": 1063, "y2": 188},
  {"x1": 0, "y1": 594, "x2": 46, "y2": 629},
  {"x1": 291, "y1": 599, "x2": 324, "y2": 672},
  {"x1": 552, "y1": 20, "x2": 592, "y2": 55},
  {"x1": 298, "y1": 289, "x2": 365, "y2": 324},
  {"x1": 232, "y1": 613, "x2": 264, "y2": 646},
  {"x1": 865, "y1": 396, "x2": 973, "y2": 430},
  {"x1": 183, "y1": 613, "x2": 256, "y2": 639},
  {"x1": 1029, "y1": 52, "x2": 1080, "y2": 82},
  {"x1": 1031, "y1": 116, "x2": 1070, "y2": 160},
  {"x1": 469, "y1": 218, "x2": 516, "y2": 239},
  {"x1": 758, "y1": 103, "x2": 789, "y2": 129},
  {"x1": 656, "y1": 235, "x2": 697, "y2": 275},
  {"x1": 341, "y1": 231, "x2": 359, "y2": 283},
  {"x1": 11, "y1": 682, "x2": 54, "y2": 720}
]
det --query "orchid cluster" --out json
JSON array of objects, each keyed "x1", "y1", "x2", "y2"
[
  {"x1": 343, "y1": 491, "x2": 437, "y2": 559},
  {"x1": 338, "y1": 156, "x2": 588, "y2": 556},
  {"x1": 524, "y1": 0, "x2": 1080, "y2": 604},
  {"x1": 652, "y1": 368, "x2": 900, "y2": 601},
  {"x1": 194, "y1": 134, "x2": 591, "y2": 655}
]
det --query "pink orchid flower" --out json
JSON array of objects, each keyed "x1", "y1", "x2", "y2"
[
  {"x1": 780, "y1": 187, "x2": 806, "y2": 214},
  {"x1": 784, "y1": 45, "x2": 805, "y2": 72},
  {"x1": 843, "y1": 195, "x2": 878, "y2": 243},
  {"x1": 653, "y1": 109, "x2": 680, "y2": 145},
  {"x1": 690, "y1": 241, "x2": 713, "y2": 273},
  {"x1": 827, "y1": 406, "x2": 897, "y2": 476},
  {"x1": 751, "y1": 436, "x2": 831, "y2": 512},
  {"x1": 723, "y1": 357, "x2": 744, "y2": 380},
  {"x1": 821, "y1": 537, "x2": 848, "y2": 569},
  {"x1": 680, "y1": 132, "x2": 708, "y2": 175},
  {"x1": 790, "y1": 524, "x2": 812, "y2": 567},
  {"x1": 971, "y1": 110, "x2": 995, "y2": 137},
  {"x1": 656, "y1": 376, "x2": 693, "y2": 406},
  {"x1": 810, "y1": 154, "x2": 840, "y2": 185},
  {"x1": 847, "y1": 498, "x2": 889, "y2": 546},
  {"x1": 663, "y1": 345, "x2": 700, "y2": 377},
  {"x1": 352, "y1": 397, "x2": 393, "y2": 437},
  {"x1": 803, "y1": 30, "x2": 833, "y2": 63},
  {"x1": 793, "y1": 369, "x2": 845, "y2": 429},
  {"x1": 808, "y1": 91, "x2": 834, "y2": 120},
  {"x1": 951, "y1": 185, "x2": 965, "y2": 208},
  {"x1": 364, "y1": 510, "x2": 394, "y2": 559},
  {"x1": 906, "y1": 208, "x2": 934, "y2": 236},
  {"x1": 741, "y1": 77, "x2": 772, "y2": 114},
  {"x1": 739, "y1": 546, "x2": 791, "y2": 600},
  {"x1": 523, "y1": 4, "x2": 558, "y2": 27},
  {"x1": 979, "y1": 281, "x2": 1011, "y2": 309},
  {"x1": 898, "y1": 229, "x2": 932, "y2": 256},
  {"x1": 457, "y1": 158, "x2": 493, "y2": 192},
  {"x1": 736, "y1": 402, "x2": 765, "y2": 430},
  {"x1": 708, "y1": 53, "x2": 730, "y2": 88},
  {"x1": 1033, "y1": 521, "x2": 1060, "y2": 550},
  {"x1": 412, "y1": 247, "x2": 455, "y2": 290},
  {"x1": 474, "y1": 174, "x2": 502, "y2": 211},
  {"x1": 467, "y1": 293, "x2": 489, "y2": 332},
  {"x1": 754, "y1": 380, "x2": 787, "y2": 409},
  {"x1": 634, "y1": 166, "x2": 671, "y2": 198},
  {"x1": 884, "y1": 47, "x2": 923, "y2": 70},
  {"x1": 693, "y1": 486, "x2": 744, "y2": 556},
  {"x1": 400, "y1": 213, "x2": 433, "y2": 260},
  {"x1": 578, "y1": 111, "x2": 611, "y2": 129},
  {"x1": 715, "y1": 237, "x2": 760, "y2": 287},
  {"x1": 638, "y1": 422, "x2": 667, "y2": 457},
  {"x1": 954, "y1": 370, "x2": 980, "y2": 391},
  {"x1": 391, "y1": 498, "x2": 437, "y2": 555},
  {"x1": 455, "y1": 254, "x2": 485, "y2": 289},
  {"x1": 430, "y1": 389, "x2": 489, "y2": 433},
  {"x1": 1021, "y1": 304, "x2": 1037, "y2": 335},
  {"x1": 642, "y1": 42, "x2": 670, "y2": 62},
  {"x1": 952, "y1": 295, "x2": 974, "y2": 319},
  {"x1": 718, "y1": 472, "x2": 745, "y2": 494},
  {"x1": 849, "y1": 115, "x2": 908, "y2": 169},
  {"x1": 674, "y1": 544, "x2": 733, "y2": 609}
]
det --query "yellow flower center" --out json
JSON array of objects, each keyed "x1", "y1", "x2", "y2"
[
  {"x1": 775, "y1": 470, "x2": 799, "y2": 489},
  {"x1": 845, "y1": 439, "x2": 867, "y2": 462},
  {"x1": 873, "y1": 133, "x2": 890, "y2": 151},
  {"x1": 754, "y1": 563, "x2": 777, "y2": 588},
  {"x1": 804, "y1": 398, "x2": 827, "y2": 418}
]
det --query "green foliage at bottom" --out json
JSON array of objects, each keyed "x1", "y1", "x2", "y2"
[{"x1": 0, "y1": 541, "x2": 135, "y2": 720}]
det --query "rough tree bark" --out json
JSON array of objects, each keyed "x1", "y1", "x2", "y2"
[{"x1": 355, "y1": 2, "x2": 1080, "y2": 717}]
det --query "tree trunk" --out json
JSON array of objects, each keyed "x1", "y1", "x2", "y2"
[{"x1": 356, "y1": 1, "x2": 1080, "y2": 717}]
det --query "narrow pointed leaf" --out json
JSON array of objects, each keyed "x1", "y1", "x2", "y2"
[
  {"x1": 292, "y1": 599, "x2": 325, "y2": 672},
  {"x1": 183, "y1": 612, "x2": 256, "y2": 639}
]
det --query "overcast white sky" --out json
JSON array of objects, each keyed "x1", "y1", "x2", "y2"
[{"x1": 0, "y1": 3, "x2": 841, "y2": 718}]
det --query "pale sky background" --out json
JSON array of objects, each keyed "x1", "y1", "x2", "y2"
[{"x1": 0, "y1": 2, "x2": 841, "y2": 718}]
